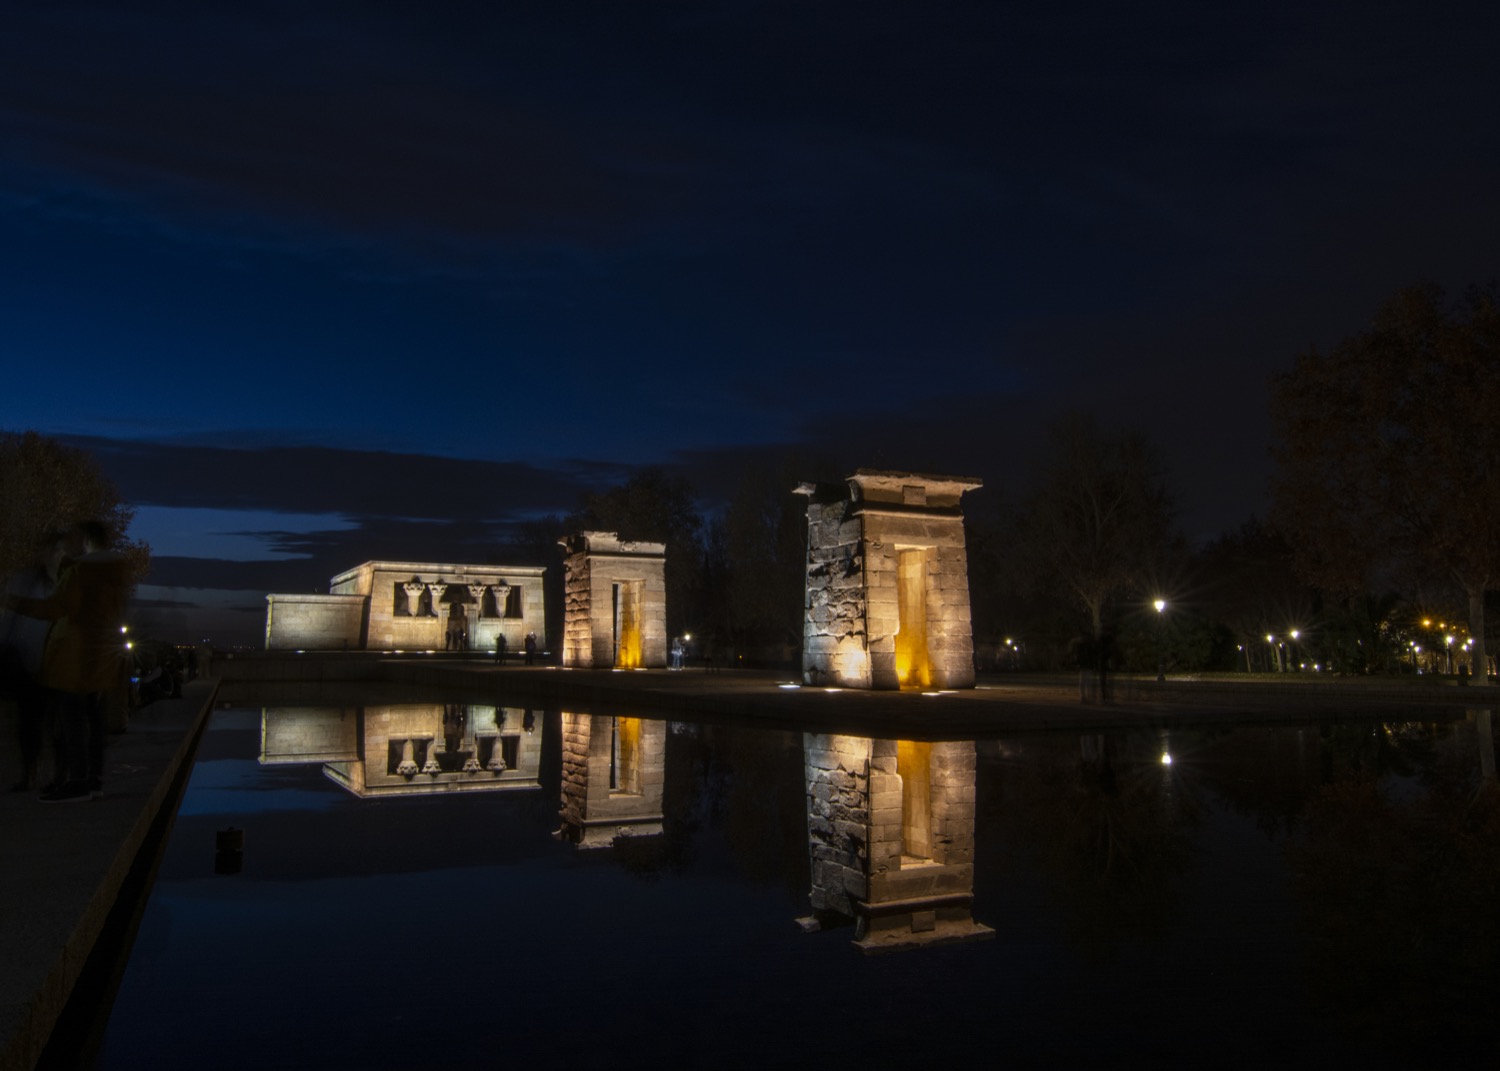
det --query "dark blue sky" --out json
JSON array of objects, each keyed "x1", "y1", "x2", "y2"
[{"x1": 2, "y1": 1, "x2": 1496, "y2": 643}]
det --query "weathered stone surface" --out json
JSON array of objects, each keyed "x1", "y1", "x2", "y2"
[
  {"x1": 559, "y1": 532, "x2": 668, "y2": 668},
  {"x1": 797, "y1": 471, "x2": 980, "y2": 690}
]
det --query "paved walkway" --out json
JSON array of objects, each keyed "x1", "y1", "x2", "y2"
[{"x1": 0, "y1": 679, "x2": 217, "y2": 1071}]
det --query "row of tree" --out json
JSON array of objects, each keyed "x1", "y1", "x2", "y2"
[{"x1": 504, "y1": 282, "x2": 1498, "y2": 677}]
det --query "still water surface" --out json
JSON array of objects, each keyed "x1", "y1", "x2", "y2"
[{"x1": 93, "y1": 699, "x2": 1499, "y2": 1069}]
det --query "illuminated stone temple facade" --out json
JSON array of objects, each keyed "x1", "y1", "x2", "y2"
[
  {"x1": 803, "y1": 734, "x2": 991, "y2": 952},
  {"x1": 265, "y1": 560, "x2": 546, "y2": 652},
  {"x1": 259, "y1": 702, "x2": 544, "y2": 798},
  {"x1": 796, "y1": 470, "x2": 982, "y2": 690},
  {"x1": 559, "y1": 532, "x2": 667, "y2": 669},
  {"x1": 556, "y1": 713, "x2": 666, "y2": 847}
]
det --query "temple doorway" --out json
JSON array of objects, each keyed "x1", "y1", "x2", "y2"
[
  {"x1": 894, "y1": 547, "x2": 933, "y2": 688},
  {"x1": 612, "y1": 581, "x2": 643, "y2": 668}
]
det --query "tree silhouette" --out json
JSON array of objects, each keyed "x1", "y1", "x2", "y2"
[
  {"x1": 0, "y1": 430, "x2": 145, "y2": 577},
  {"x1": 1270, "y1": 283, "x2": 1500, "y2": 682},
  {"x1": 570, "y1": 467, "x2": 705, "y2": 639},
  {"x1": 1011, "y1": 414, "x2": 1175, "y2": 650}
]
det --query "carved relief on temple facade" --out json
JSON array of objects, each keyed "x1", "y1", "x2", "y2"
[
  {"x1": 259, "y1": 702, "x2": 543, "y2": 798},
  {"x1": 265, "y1": 560, "x2": 546, "y2": 652}
]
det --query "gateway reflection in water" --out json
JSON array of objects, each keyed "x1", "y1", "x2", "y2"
[
  {"x1": 803, "y1": 735, "x2": 992, "y2": 951},
  {"x1": 556, "y1": 713, "x2": 666, "y2": 848},
  {"x1": 260, "y1": 703, "x2": 543, "y2": 797}
]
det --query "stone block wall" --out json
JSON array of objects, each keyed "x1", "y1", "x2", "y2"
[
  {"x1": 804, "y1": 733, "x2": 873, "y2": 916},
  {"x1": 559, "y1": 532, "x2": 668, "y2": 669},
  {"x1": 800, "y1": 499, "x2": 871, "y2": 687},
  {"x1": 264, "y1": 594, "x2": 367, "y2": 650},
  {"x1": 561, "y1": 548, "x2": 594, "y2": 668}
]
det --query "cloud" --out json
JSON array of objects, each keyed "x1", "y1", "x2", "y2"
[{"x1": 64, "y1": 435, "x2": 624, "y2": 519}]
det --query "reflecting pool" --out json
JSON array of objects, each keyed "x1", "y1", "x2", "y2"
[{"x1": 91, "y1": 700, "x2": 1500, "y2": 1068}]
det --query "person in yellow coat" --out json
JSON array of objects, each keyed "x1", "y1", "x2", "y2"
[{"x1": 5, "y1": 521, "x2": 130, "y2": 803}]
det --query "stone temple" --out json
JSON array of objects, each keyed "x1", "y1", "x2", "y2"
[
  {"x1": 265, "y1": 560, "x2": 546, "y2": 652},
  {"x1": 559, "y1": 532, "x2": 667, "y2": 669},
  {"x1": 796, "y1": 470, "x2": 982, "y2": 689}
]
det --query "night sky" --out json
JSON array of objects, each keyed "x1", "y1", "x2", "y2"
[{"x1": 3, "y1": 1, "x2": 1496, "y2": 643}]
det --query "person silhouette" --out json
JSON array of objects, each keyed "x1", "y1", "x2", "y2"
[{"x1": 6, "y1": 521, "x2": 131, "y2": 802}]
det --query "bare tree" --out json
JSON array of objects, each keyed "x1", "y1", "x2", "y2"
[{"x1": 1011, "y1": 414, "x2": 1175, "y2": 648}]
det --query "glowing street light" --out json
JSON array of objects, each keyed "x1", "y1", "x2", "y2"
[{"x1": 1153, "y1": 598, "x2": 1167, "y2": 682}]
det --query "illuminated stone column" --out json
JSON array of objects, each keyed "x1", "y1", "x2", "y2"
[
  {"x1": 467, "y1": 583, "x2": 487, "y2": 617},
  {"x1": 403, "y1": 582, "x2": 426, "y2": 616},
  {"x1": 396, "y1": 738, "x2": 419, "y2": 777},
  {"x1": 557, "y1": 713, "x2": 666, "y2": 847},
  {"x1": 802, "y1": 734, "x2": 991, "y2": 952},
  {"x1": 559, "y1": 532, "x2": 667, "y2": 668},
  {"x1": 796, "y1": 470, "x2": 982, "y2": 690},
  {"x1": 492, "y1": 584, "x2": 512, "y2": 618}
]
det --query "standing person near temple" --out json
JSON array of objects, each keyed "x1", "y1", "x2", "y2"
[
  {"x1": 0, "y1": 531, "x2": 65, "y2": 791},
  {"x1": 5, "y1": 521, "x2": 131, "y2": 803},
  {"x1": 523, "y1": 632, "x2": 537, "y2": 666}
]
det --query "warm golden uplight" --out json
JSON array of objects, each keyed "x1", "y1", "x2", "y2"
[
  {"x1": 896, "y1": 739, "x2": 933, "y2": 863},
  {"x1": 894, "y1": 548, "x2": 932, "y2": 688},
  {"x1": 614, "y1": 581, "x2": 643, "y2": 669}
]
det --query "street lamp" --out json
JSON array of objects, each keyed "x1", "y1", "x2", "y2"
[
  {"x1": 1153, "y1": 599, "x2": 1166, "y2": 682},
  {"x1": 1289, "y1": 629, "x2": 1300, "y2": 673}
]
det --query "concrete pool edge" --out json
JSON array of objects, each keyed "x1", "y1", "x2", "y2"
[{"x1": 0, "y1": 678, "x2": 218, "y2": 1071}]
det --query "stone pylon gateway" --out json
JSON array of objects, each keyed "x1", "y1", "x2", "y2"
[
  {"x1": 796, "y1": 470, "x2": 982, "y2": 690},
  {"x1": 559, "y1": 531, "x2": 668, "y2": 669}
]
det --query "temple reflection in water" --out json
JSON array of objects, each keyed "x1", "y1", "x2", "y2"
[
  {"x1": 95, "y1": 699, "x2": 1500, "y2": 1068},
  {"x1": 260, "y1": 703, "x2": 544, "y2": 797}
]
